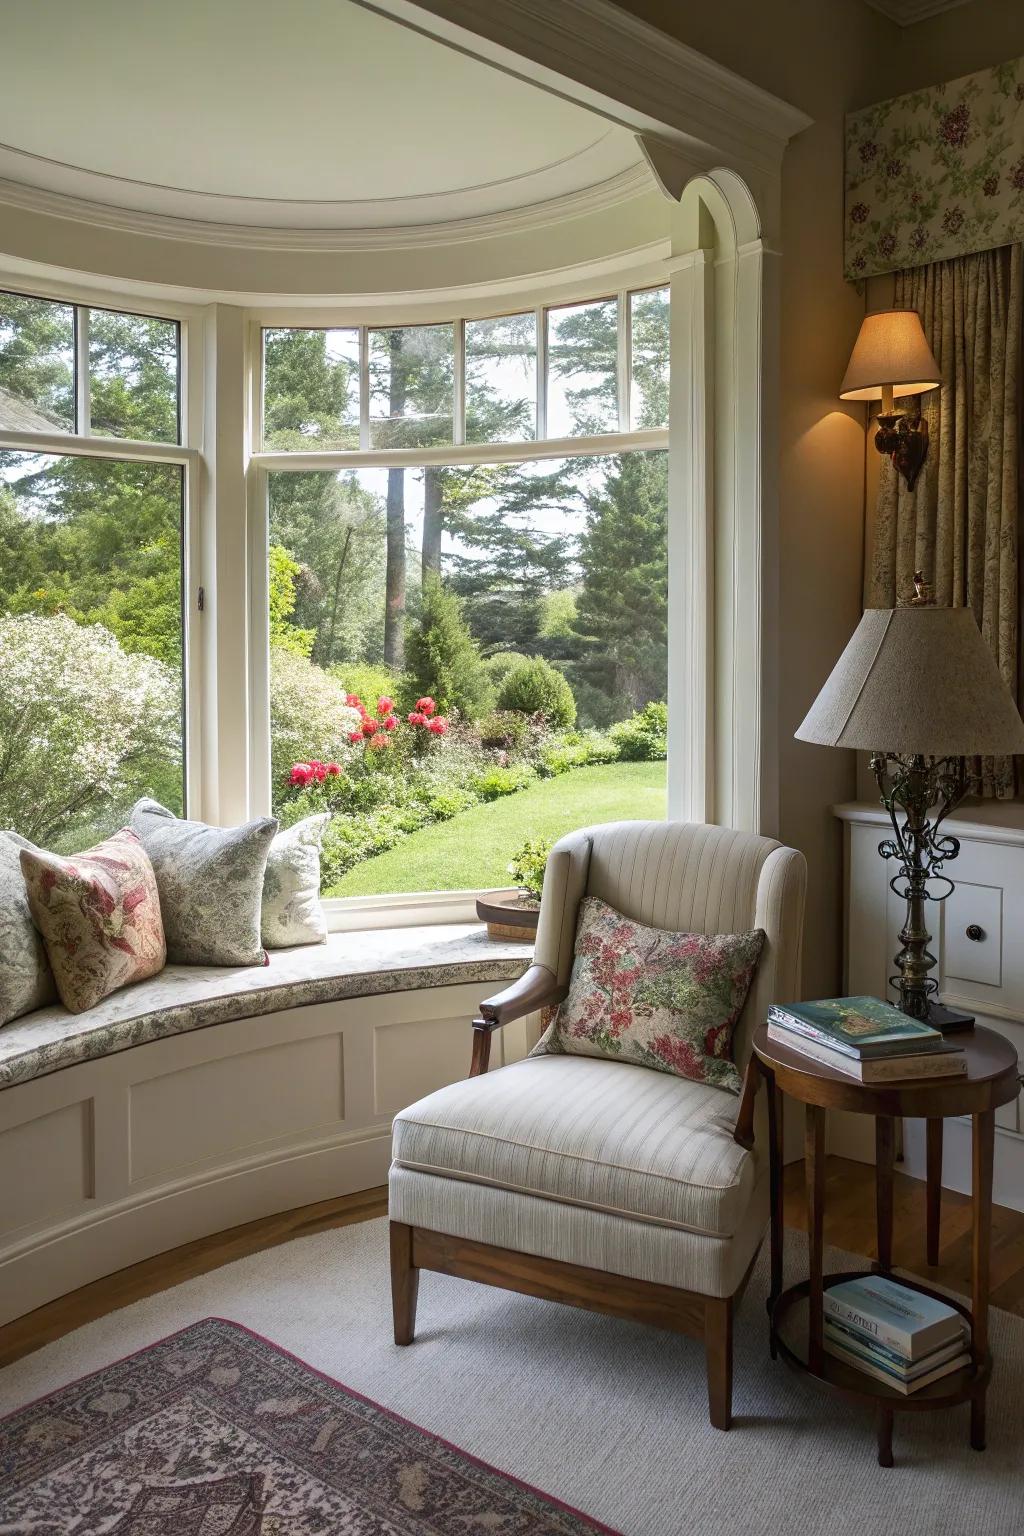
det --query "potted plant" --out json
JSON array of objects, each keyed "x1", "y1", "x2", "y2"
[{"x1": 476, "y1": 836, "x2": 550, "y2": 941}]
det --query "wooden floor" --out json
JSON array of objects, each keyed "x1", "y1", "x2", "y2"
[{"x1": 2, "y1": 1156, "x2": 1023, "y2": 1369}]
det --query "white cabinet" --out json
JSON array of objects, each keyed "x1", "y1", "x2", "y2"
[{"x1": 837, "y1": 801, "x2": 1024, "y2": 1209}]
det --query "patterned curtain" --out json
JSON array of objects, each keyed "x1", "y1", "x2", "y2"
[{"x1": 868, "y1": 244, "x2": 1024, "y2": 797}]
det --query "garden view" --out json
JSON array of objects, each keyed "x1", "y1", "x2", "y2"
[{"x1": 0, "y1": 288, "x2": 669, "y2": 896}]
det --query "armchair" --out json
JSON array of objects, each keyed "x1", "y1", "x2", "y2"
[{"x1": 389, "y1": 820, "x2": 806, "y2": 1429}]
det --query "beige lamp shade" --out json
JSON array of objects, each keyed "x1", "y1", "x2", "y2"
[
  {"x1": 796, "y1": 605, "x2": 1024, "y2": 758},
  {"x1": 839, "y1": 309, "x2": 941, "y2": 401}
]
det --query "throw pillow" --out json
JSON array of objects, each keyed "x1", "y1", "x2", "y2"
[
  {"x1": 130, "y1": 799, "x2": 278, "y2": 966},
  {"x1": 19, "y1": 828, "x2": 166, "y2": 1014},
  {"x1": 532, "y1": 897, "x2": 765, "y2": 1094},
  {"x1": 0, "y1": 831, "x2": 58, "y2": 1026},
  {"x1": 262, "y1": 813, "x2": 331, "y2": 949}
]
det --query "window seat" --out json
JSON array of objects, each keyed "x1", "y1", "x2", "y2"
[{"x1": 0, "y1": 924, "x2": 531, "y2": 1092}]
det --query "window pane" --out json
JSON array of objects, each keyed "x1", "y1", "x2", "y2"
[
  {"x1": 545, "y1": 298, "x2": 618, "y2": 438},
  {"x1": 630, "y1": 287, "x2": 670, "y2": 430},
  {"x1": 263, "y1": 327, "x2": 360, "y2": 451},
  {"x1": 267, "y1": 452, "x2": 666, "y2": 899},
  {"x1": 368, "y1": 324, "x2": 453, "y2": 449},
  {"x1": 465, "y1": 313, "x2": 536, "y2": 443},
  {"x1": 0, "y1": 452, "x2": 185, "y2": 851},
  {"x1": 0, "y1": 292, "x2": 75, "y2": 432},
  {"x1": 88, "y1": 308, "x2": 180, "y2": 443}
]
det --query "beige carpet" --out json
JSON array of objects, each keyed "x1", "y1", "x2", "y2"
[{"x1": 1, "y1": 1219, "x2": 1021, "y2": 1536}]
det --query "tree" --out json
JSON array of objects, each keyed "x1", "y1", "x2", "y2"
[
  {"x1": 496, "y1": 656, "x2": 576, "y2": 728},
  {"x1": 547, "y1": 299, "x2": 618, "y2": 436},
  {"x1": 0, "y1": 293, "x2": 74, "y2": 428},
  {"x1": 263, "y1": 327, "x2": 357, "y2": 450},
  {"x1": 570, "y1": 452, "x2": 668, "y2": 713},
  {"x1": 0, "y1": 613, "x2": 180, "y2": 847},
  {"x1": 403, "y1": 575, "x2": 492, "y2": 721},
  {"x1": 268, "y1": 545, "x2": 315, "y2": 657}
]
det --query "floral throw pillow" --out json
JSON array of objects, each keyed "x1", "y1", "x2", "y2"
[
  {"x1": 0, "y1": 831, "x2": 58, "y2": 1026},
  {"x1": 261, "y1": 814, "x2": 331, "y2": 949},
  {"x1": 531, "y1": 897, "x2": 765, "y2": 1094},
  {"x1": 19, "y1": 828, "x2": 166, "y2": 1014}
]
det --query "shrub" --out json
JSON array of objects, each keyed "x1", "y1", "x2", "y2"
[
  {"x1": 507, "y1": 836, "x2": 551, "y2": 902},
  {"x1": 481, "y1": 651, "x2": 529, "y2": 687},
  {"x1": 333, "y1": 661, "x2": 398, "y2": 709},
  {"x1": 478, "y1": 709, "x2": 532, "y2": 752},
  {"x1": 610, "y1": 700, "x2": 668, "y2": 761},
  {"x1": 469, "y1": 764, "x2": 535, "y2": 800},
  {"x1": 496, "y1": 657, "x2": 576, "y2": 728},
  {"x1": 417, "y1": 785, "x2": 478, "y2": 820},
  {"x1": 270, "y1": 645, "x2": 362, "y2": 801},
  {"x1": 404, "y1": 575, "x2": 493, "y2": 721}
]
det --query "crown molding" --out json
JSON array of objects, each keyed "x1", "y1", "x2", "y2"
[
  {"x1": 356, "y1": 0, "x2": 812, "y2": 181},
  {"x1": 862, "y1": 0, "x2": 970, "y2": 24},
  {"x1": 0, "y1": 162, "x2": 656, "y2": 252}
]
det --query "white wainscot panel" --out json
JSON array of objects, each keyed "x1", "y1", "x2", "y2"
[
  {"x1": 129, "y1": 1034, "x2": 345, "y2": 1183},
  {"x1": 0, "y1": 1099, "x2": 93, "y2": 1237}
]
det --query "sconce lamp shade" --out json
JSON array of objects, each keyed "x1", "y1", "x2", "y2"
[
  {"x1": 796, "y1": 605, "x2": 1024, "y2": 758},
  {"x1": 839, "y1": 309, "x2": 942, "y2": 401}
]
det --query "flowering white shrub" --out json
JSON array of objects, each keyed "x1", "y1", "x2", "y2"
[
  {"x1": 0, "y1": 613, "x2": 179, "y2": 845},
  {"x1": 269, "y1": 645, "x2": 362, "y2": 801}
]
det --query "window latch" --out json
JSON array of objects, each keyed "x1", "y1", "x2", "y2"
[{"x1": 197, "y1": 585, "x2": 205, "y2": 613}]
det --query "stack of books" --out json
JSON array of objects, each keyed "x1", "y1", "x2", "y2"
[
  {"x1": 823, "y1": 1275, "x2": 970, "y2": 1393},
  {"x1": 767, "y1": 995, "x2": 967, "y2": 1082}
]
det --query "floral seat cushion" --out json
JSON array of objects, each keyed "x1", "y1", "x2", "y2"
[{"x1": 532, "y1": 897, "x2": 765, "y2": 1094}]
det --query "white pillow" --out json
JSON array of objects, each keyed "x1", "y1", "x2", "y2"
[
  {"x1": 261, "y1": 814, "x2": 331, "y2": 949},
  {"x1": 0, "y1": 831, "x2": 58, "y2": 1025}
]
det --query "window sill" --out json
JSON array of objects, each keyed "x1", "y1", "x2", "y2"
[{"x1": 323, "y1": 887, "x2": 519, "y2": 932}]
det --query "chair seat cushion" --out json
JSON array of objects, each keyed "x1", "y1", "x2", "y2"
[{"x1": 392, "y1": 1055, "x2": 758, "y2": 1239}]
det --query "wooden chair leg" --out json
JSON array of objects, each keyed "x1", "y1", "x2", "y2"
[
  {"x1": 704, "y1": 1297, "x2": 733, "y2": 1431},
  {"x1": 390, "y1": 1221, "x2": 419, "y2": 1346}
]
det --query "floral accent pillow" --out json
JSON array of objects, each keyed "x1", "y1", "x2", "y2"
[
  {"x1": 0, "y1": 831, "x2": 58, "y2": 1026},
  {"x1": 18, "y1": 828, "x2": 166, "y2": 1015},
  {"x1": 262, "y1": 814, "x2": 330, "y2": 949},
  {"x1": 130, "y1": 800, "x2": 278, "y2": 967},
  {"x1": 532, "y1": 897, "x2": 765, "y2": 1094}
]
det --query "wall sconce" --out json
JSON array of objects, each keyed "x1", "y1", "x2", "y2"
[{"x1": 839, "y1": 309, "x2": 941, "y2": 491}]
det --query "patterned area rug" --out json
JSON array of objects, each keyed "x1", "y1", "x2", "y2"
[{"x1": 0, "y1": 1317, "x2": 619, "y2": 1534}]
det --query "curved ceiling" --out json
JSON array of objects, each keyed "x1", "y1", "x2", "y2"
[{"x1": 0, "y1": 0, "x2": 643, "y2": 230}]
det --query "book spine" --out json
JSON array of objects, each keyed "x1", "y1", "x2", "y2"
[
  {"x1": 860, "y1": 1053, "x2": 966, "y2": 1082},
  {"x1": 766, "y1": 1027, "x2": 863, "y2": 1078},
  {"x1": 825, "y1": 1319, "x2": 966, "y2": 1376},
  {"x1": 823, "y1": 1293, "x2": 914, "y2": 1356},
  {"x1": 766, "y1": 1010, "x2": 860, "y2": 1057}
]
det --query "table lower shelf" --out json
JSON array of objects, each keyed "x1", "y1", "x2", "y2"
[{"x1": 771, "y1": 1270, "x2": 989, "y2": 1414}]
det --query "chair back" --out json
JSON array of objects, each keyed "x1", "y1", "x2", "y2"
[{"x1": 534, "y1": 821, "x2": 806, "y2": 1065}]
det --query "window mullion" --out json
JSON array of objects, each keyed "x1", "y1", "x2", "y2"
[
  {"x1": 536, "y1": 306, "x2": 547, "y2": 440},
  {"x1": 359, "y1": 326, "x2": 370, "y2": 451},
  {"x1": 453, "y1": 318, "x2": 465, "y2": 446},
  {"x1": 617, "y1": 290, "x2": 630, "y2": 433},
  {"x1": 75, "y1": 306, "x2": 91, "y2": 436}
]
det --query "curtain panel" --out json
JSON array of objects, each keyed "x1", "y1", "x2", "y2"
[{"x1": 868, "y1": 244, "x2": 1023, "y2": 797}]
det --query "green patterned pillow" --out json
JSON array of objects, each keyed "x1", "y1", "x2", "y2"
[{"x1": 532, "y1": 897, "x2": 765, "y2": 1094}]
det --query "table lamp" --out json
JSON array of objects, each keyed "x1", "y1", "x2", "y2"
[{"x1": 796, "y1": 579, "x2": 1024, "y2": 1031}]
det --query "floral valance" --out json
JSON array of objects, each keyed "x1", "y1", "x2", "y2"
[{"x1": 845, "y1": 56, "x2": 1024, "y2": 280}]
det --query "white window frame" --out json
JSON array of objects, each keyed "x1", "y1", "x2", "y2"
[
  {"x1": 247, "y1": 275, "x2": 671, "y2": 928},
  {"x1": 0, "y1": 274, "x2": 206, "y2": 821}
]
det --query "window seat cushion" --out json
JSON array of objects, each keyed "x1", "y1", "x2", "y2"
[{"x1": 0, "y1": 925, "x2": 529, "y2": 1091}]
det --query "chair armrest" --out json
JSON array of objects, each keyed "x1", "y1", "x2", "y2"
[
  {"x1": 469, "y1": 964, "x2": 565, "y2": 1076},
  {"x1": 733, "y1": 1055, "x2": 764, "y2": 1150},
  {"x1": 476, "y1": 964, "x2": 565, "y2": 1030}
]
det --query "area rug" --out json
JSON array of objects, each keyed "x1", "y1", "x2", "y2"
[
  {"x1": 0, "y1": 1316, "x2": 618, "y2": 1534},
  {"x1": 2, "y1": 1219, "x2": 1023, "y2": 1536}
]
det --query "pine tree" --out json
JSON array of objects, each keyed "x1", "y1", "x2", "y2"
[{"x1": 403, "y1": 575, "x2": 492, "y2": 721}]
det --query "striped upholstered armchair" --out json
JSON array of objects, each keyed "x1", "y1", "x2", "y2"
[{"x1": 388, "y1": 820, "x2": 806, "y2": 1429}]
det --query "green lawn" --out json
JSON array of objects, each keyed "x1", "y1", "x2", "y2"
[{"x1": 326, "y1": 760, "x2": 667, "y2": 896}]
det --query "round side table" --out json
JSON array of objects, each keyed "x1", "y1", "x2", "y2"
[{"x1": 751, "y1": 1022, "x2": 1019, "y2": 1467}]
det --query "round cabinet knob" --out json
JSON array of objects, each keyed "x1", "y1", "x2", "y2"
[{"x1": 965, "y1": 924, "x2": 985, "y2": 942}]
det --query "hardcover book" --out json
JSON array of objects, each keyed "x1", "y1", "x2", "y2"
[
  {"x1": 768, "y1": 996, "x2": 941, "y2": 1057},
  {"x1": 765, "y1": 1025, "x2": 965, "y2": 1081},
  {"x1": 823, "y1": 1275, "x2": 963, "y2": 1360},
  {"x1": 825, "y1": 1318, "x2": 968, "y2": 1379},
  {"x1": 823, "y1": 1335, "x2": 970, "y2": 1394}
]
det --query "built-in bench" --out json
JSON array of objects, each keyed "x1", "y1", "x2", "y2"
[{"x1": 0, "y1": 925, "x2": 533, "y2": 1326}]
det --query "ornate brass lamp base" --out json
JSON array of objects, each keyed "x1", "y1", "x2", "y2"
[{"x1": 870, "y1": 750, "x2": 975, "y2": 1035}]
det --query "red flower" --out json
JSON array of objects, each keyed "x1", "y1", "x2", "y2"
[
  {"x1": 368, "y1": 731, "x2": 390, "y2": 751},
  {"x1": 348, "y1": 730, "x2": 363, "y2": 744},
  {"x1": 326, "y1": 762, "x2": 341, "y2": 776},
  {"x1": 289, "y1": 762, "x2": 313, "y2": 786},
  {"x1": 407, "y1": 711, "x2": 426, "y2": 726},
  {"x1": 312, "y1": 761, "x2": 327, "y2": 781},
  {"x1": 382, "y1": 714, "x2": 398, "y2": 731},
  {"x1": 376, "y1": 696, "x2": 394, "y2": 715},
  {"x1": 426, "y1": 716, "x2": 449, "y2": 735},
  {"x1": 361, "y1": 718, "x2": 376, "y2": 737},
  {"x1": 416, "y1": 696, "x2": 436, "y2": 716},
  {"x1": 345, "y1": 693, "x2": 362, "y2": 708}
]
